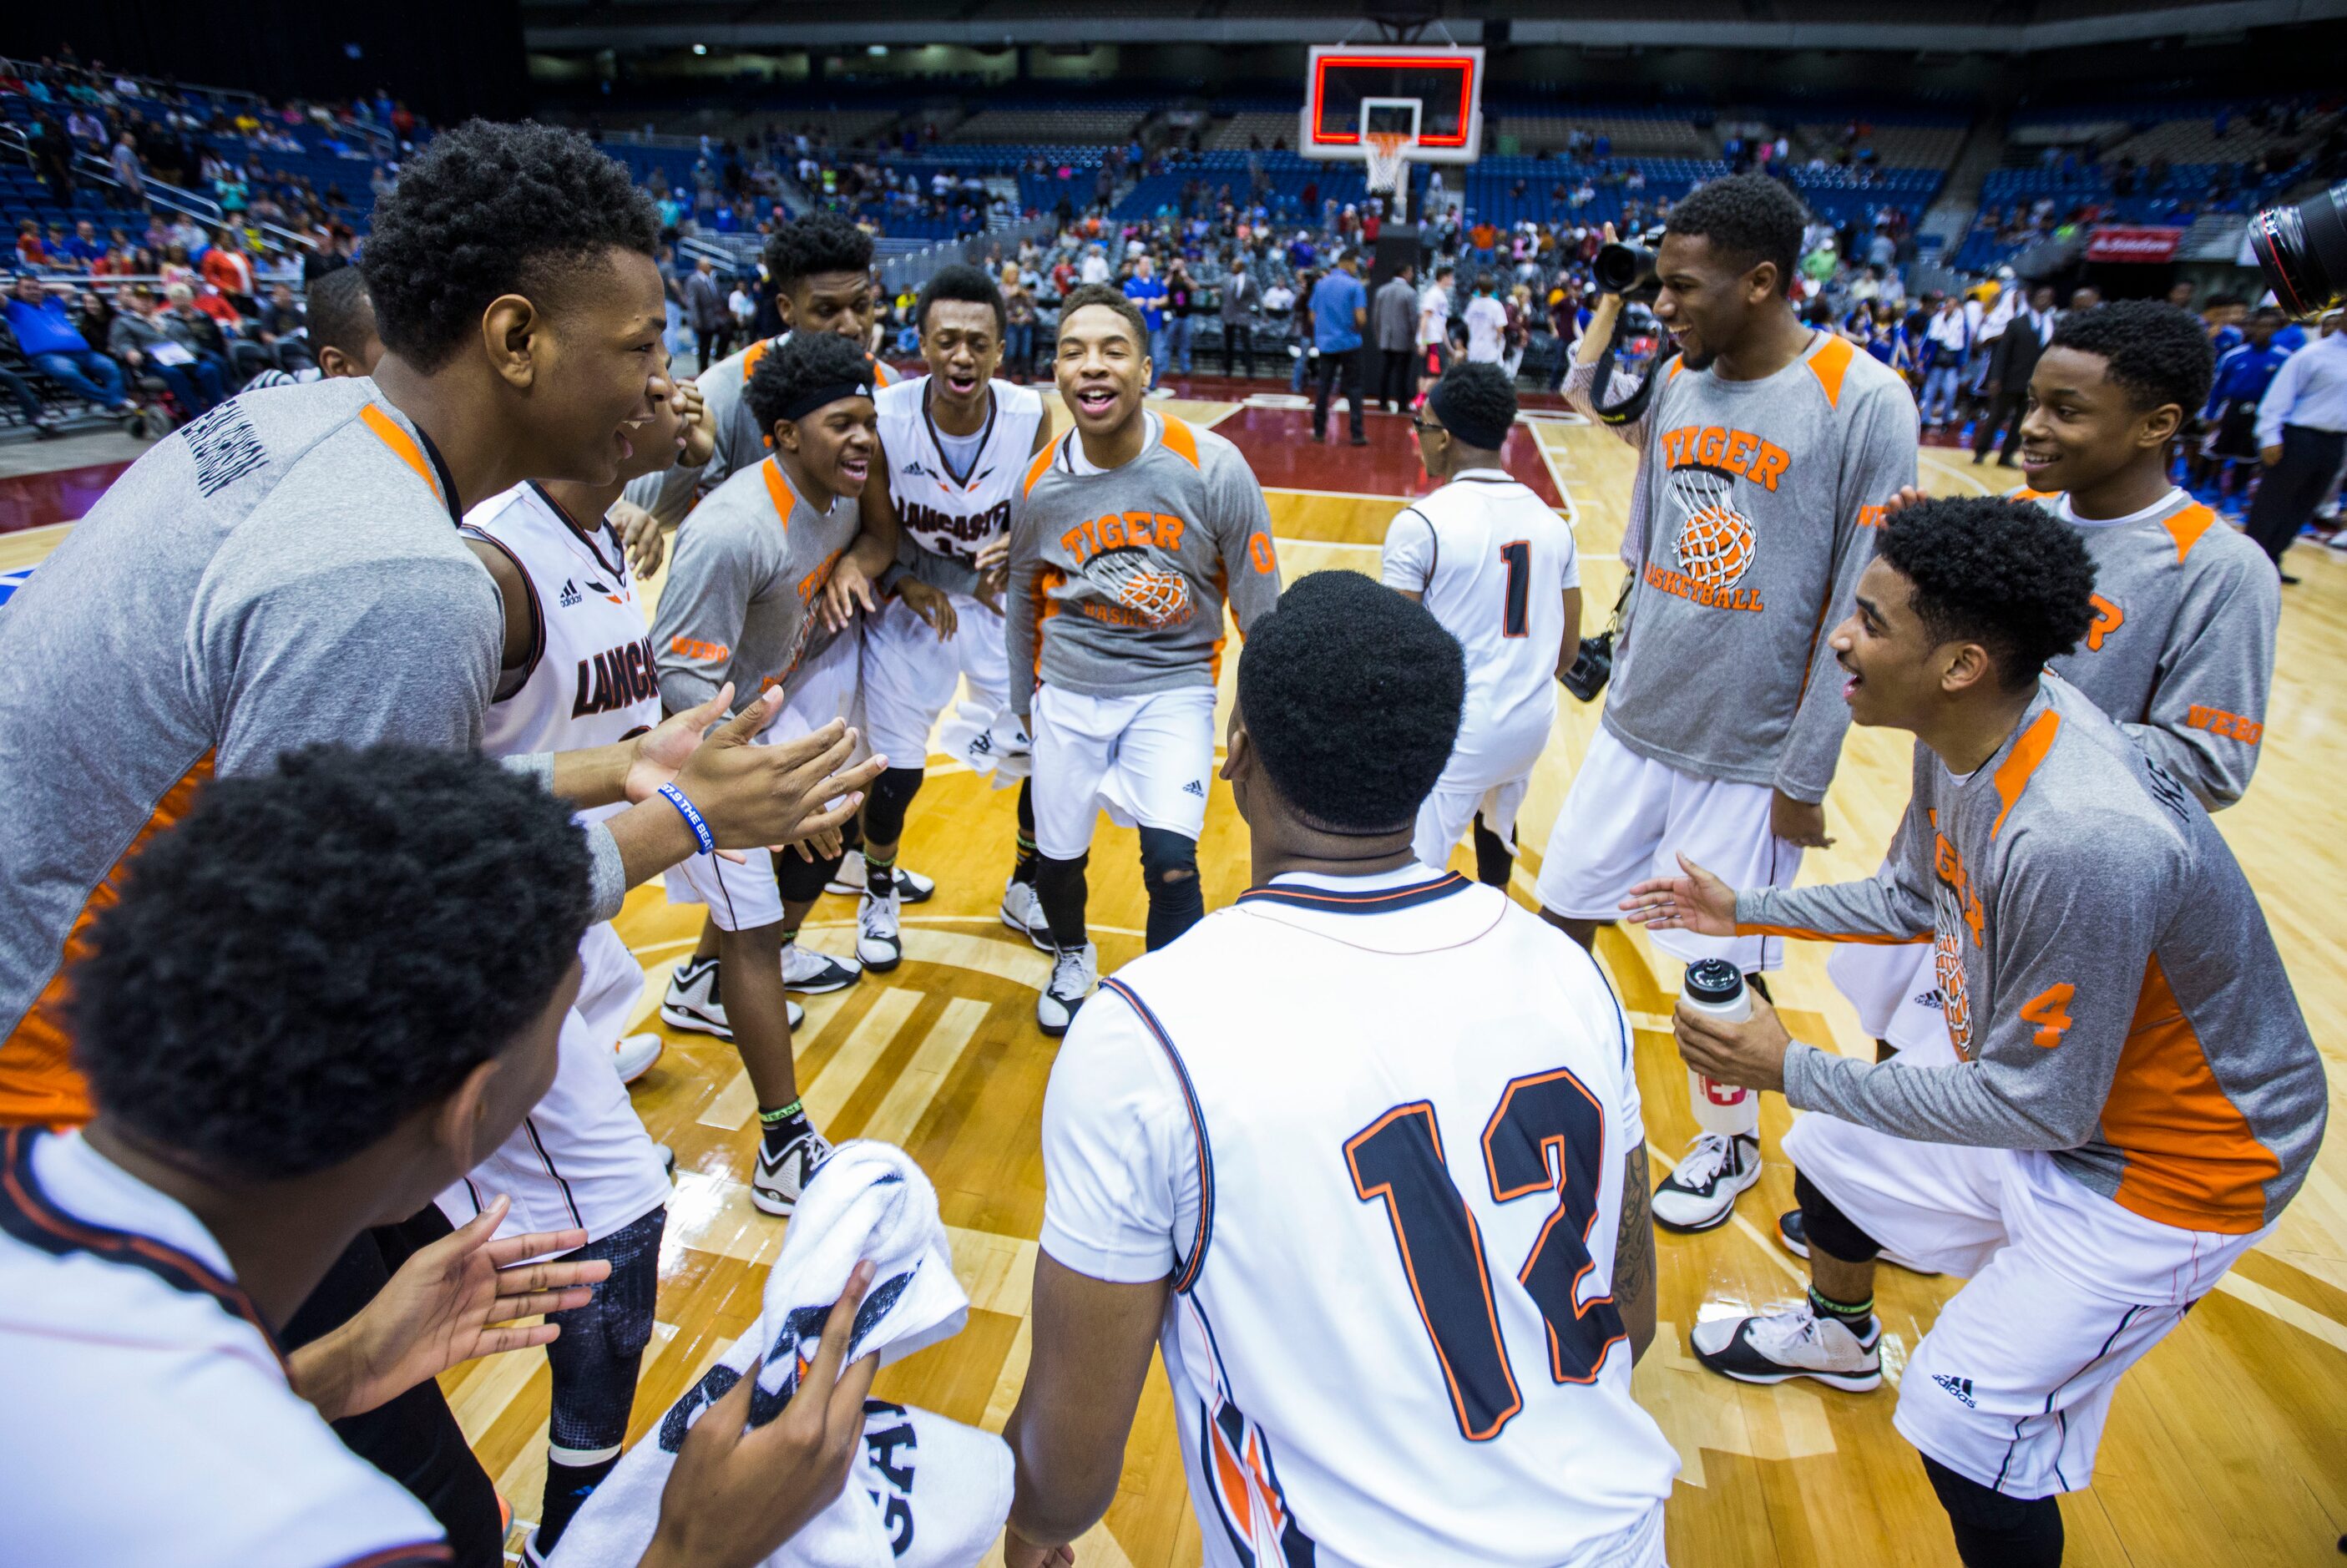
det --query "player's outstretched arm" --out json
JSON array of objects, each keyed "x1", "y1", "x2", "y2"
[
  {"x1": 1621, "y1": 852, "x2": 1740, "y2": 936},
  {"x1": 1611, "y1": 1144, "x2": 1657, "y2": 1363},
  {"x1": 1003, "y1": 1253, "x2": 1169, "y2": 1563}
]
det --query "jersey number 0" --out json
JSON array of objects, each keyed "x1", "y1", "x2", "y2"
[{"x1": 1343, "y1": 1067, "x2": 1625, "y2": 1441}]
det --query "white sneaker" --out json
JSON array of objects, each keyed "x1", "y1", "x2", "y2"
[
  {"x1": 752, "y1": 1127, "x2": 834, "y2": 1216},
  {"x1": 781, "y1": 939, "x2": 862, "y2": 994},
  {"x1": 1652, "y1": 1130, "x2": 1762, "y2": 1233},
  {"x1": 857, "y1": 888, "x2": 903, "y2": 972},
  {"x1": 661, "y1": 959, "x2": 731, "y2": 1040},
  {"x1": 1038, "y1": 942, "x2": 1097, "y2": 1037},
  {"x1": 1000, "y1": 876, "x2": 1051, "y2": 951},
  {"x1": 613, "y1": 1032, "x2": 664, "y2": 1084},
  {"x1": 827, "y1": 850, "x2": 935, "y2": 903},
  {"x1": 660, "y1": 959, "x2": 802, "y2": 1036},
  {"x1": 1690, "y1": 1302, "x2": 1882, "y2": 1391}
]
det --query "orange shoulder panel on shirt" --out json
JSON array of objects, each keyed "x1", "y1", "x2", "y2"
[
  {"x1": 741, "y1": 338, "x2": 772, "y2": 383},
  {"x1": 360, "y1": 404, "x2": 443, "y2": 505},
  {"x1": 1159, "y1": 415, "x2": 1201, "y2": 470},
  {"x1": 2099, "y1": 954, "x2": 2281, "y2": 1234},
  {"x1": 1990, "y1": 708, "x2": 2061, "y2": 837},
  {"x1": 1022, "y1": 438, "x2": 1062, "y2": 498},
  {"x1": 1806, "y1": 332, "x2": 1855, "y2": 410},
  {"x1": 0, "y1": 751, "x2": 216, "y2": 1127},
  {"x1": 2162, "y1": 502, "x2": 2218, "y2": 563},
  {"x1": 759, "y1": 457, "x2": 796, "y2": 529}
]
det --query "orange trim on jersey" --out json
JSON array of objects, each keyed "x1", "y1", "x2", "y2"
[
  {"x1": 1665, "y1": 356, "x2": 1684, "y2": 380},
  {"x1": 1, "y1": 751, "x2": 215, "y2": 1126},
  {"x1": 2162, "y1": 502, "x2": 2218, "y2": 563},
  {"x1": 741, "y1": 337, "x2": 774, "y2": 383},
  {"x1": 360, "y1": 405, "x2": 443, "y2": 505},
  {"x1": 1021, "y1": 438, "x2": 1060, "y2": 498},
  {"x1": 1806, "y1": 332, "x2": 1855, "y2": 409},
  {"x1": 760, "y1": 457, "x2": 797, "y2": 531},
  {"x1": 1208, "y1": 558, "x2": 1228, "y2": 683},
  {"x1": 2101, "y1": 954, "x2": 2282, "y2": 1234},
  {"x1": 2012, "y1": 487, "x2": 2057, "y2": 503},
  {"x1": 1159, "y1": 413, "x2": 1202, "y2": 469},
  {"x1": 1736, "y1": 923, "x2": 1933, "y2": 944},
  {"x1": 1991, "y1": 709, "x2": 2061, "y2": 837}
]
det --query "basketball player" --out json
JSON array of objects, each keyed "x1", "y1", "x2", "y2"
[
  {"x1": 1, "y1": 746, "x2": 880, "y2": 1566},
  {"x1": 654, "y1": 332, "x2": 888, "y2": 1214},
  {"x1": 451, "y1": 361, "x2": 713, "y2": 1560},
  {"x1": 1003, "y1": 572, "x2": 1676, "y2": 1568},
  {"x1": 1384, "y1": 361, "x2": 1581, "y2": 886},
  {"x1": 0, "y1": 123, "x2": 878, "y2": 1561},
  {"x1": 858, "y1": 263, "x2": 1056, "y2": 969},
  {"x1": 1004, "y1": 284, "x2": 1282, "y2": 1035},
  {"x1": 1829, "y1": 301, "x2": 2277, "y2": 1066},
  {"x1": 1545, "y1": 174, "x2": 1918, "y2": 1234},
  {"x1": 239, "y1": 265, "x2": 383, "y2": 385},
  {"x1": 626, "y1": 211, "x2": 928, "y2": 911},
  {"x1": 1625, "y1": 498, "x2": 2324, "y2": 1568}
]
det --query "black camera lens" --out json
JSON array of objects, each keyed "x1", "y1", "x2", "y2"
[
  {"x1": 2248, "y1": 182, "x2": 2347, "y2": 316},
  {"x1": 1595, "y1": 240, "x2": 1659, "y2": 298}
]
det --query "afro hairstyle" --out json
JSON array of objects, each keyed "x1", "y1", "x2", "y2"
[
  {"x1": 746, "y1": 328, "x2": 878, "y2": 434},
  {"x1": 917, "y1": 261, "x2": 1007, "y2": 339},
  {"x1": 1055, "y1": 281, "x2": 1151, "y2": 353},
  {"x1": 1665, "y1": 173, "x2": 1808, "y2": 296},
  {"x1": 1876, "y1": 496, "x2": 2099, "y2": 694},
  {"x1": 305, "y1": 265, "x2": 376, "y2": 359},
  {"x1": 70, "y1": 745, "x2": 594, "y2": 1181},
  {"x1": 1429, "y1": 361, "x2": 1519, "y2": 449},
  {"x1": 2046, "y1": 299, "x2": 2217, "y2": 417},
  {"x1": 361, "y1": 119, "x2": 658, "y2": 372},
  {"x1": 762, "y1": 212, "x2": 875, "y2": 288},
  {"x1": 1237, "y1": 570, "x2": 1466, "y2": 834}
]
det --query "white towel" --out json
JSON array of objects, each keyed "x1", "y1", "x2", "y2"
[
  {"x1": 549, "y1": 1142, "x2": 1011, "y2": 1568},
  {"x1": 933, "y1": 701, "x2": 1032, "y2": 787}
]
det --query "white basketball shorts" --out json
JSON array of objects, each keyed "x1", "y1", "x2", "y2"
[
  {"x1": 1535, "y1": 725, "x2": 1803, "y2": 972},
  {"x1": 859, "y1": 590, "x2": 1011, "y2": 768},
  {"x1": 1783, "y1": 1098, "x2": 2261, "y2": 1499},
  {"x1": 1827, "y1": 941, "x2": 1949, "y2": 1052},
  {"x1": 1030, "y1": 683, "x2": 1216, "y2": 860},
  {"x1": 1412, "y1": 704, "x2": 1551, "y2": 874},
  {"x1": 664, "y1": 632, "x2": 862, "y2": 932}
]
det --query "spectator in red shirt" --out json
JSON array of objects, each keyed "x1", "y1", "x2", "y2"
[
  {"x1": 14, "y1": 219, "x2": 46, "y2": 268},
  {"x1": 200, "y1": 229, "x2": 256, "y2": 313}
]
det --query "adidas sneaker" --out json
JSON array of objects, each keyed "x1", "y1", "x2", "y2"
[
  {"x1": 1000, "y1": 876, "x2": 1051, "y2": 951},
  {"x1": 612, "y1": 1032, "x2": 664, "y2": 1085},
  {"x1": 1778, "y1": 1208, "x2": 1941, "y2": 1276},
  {"x1": 1651, "y1": 1130, "x2": 1762, "y2": 1233},
  {"x1": 781, "y1": 939, "x2": 862, "y2": 994},
  {"x1": 857, "y1": 888, "x2": 903, "y2": 972},
  {"x1": 659, "y1": 959, "x2": 803, "y2": 1039},
  {"x1": 1038, "y1": 942, "x2": 1097, "y2": 1037},
  {"x1": 1689, "y1": 1302, "x2": 1882, "y2": 1392},
  {"x1": 752, "y1": 1127, "x2": 835, "y2": 1216},
  {"x1": 827, "y1": 850, "x2": 935, "y2": 903}
]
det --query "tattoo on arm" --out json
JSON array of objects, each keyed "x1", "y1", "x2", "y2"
[{"x1": 1613, "y1": 1141, "x2": 1657, "y2": 1361}]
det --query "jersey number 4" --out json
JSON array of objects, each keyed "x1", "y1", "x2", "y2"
[
  {"x1": 1499, "y1": 539, "x2": 1531, "y2": 638},
  {"x1": 1343, "y1": 1069, "x2": 1624, "y2": 1442}
]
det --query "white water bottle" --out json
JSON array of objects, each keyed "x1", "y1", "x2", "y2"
[{"x1": 1682, "y1": 958, "x2": 1761, "y2": 1139}]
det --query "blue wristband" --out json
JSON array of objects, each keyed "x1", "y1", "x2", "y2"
[{"x1": 658, "y1": 782, "x2": 716, "y2": 856}]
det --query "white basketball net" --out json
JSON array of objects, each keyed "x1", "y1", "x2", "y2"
[{"x1": 1365, "y1": 131, "x2": 1411, "y2": 218}]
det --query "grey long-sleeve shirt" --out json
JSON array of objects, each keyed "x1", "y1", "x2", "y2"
[
  {"x1": 1596, "y1": 333, "x2": 1916, "y2": 802},
  {"x1": 1005, "y1": 415, "x2": 1281, "y2": 715},
  {"x1": 1741, "y1": 675, "x2": 2323, "y2": 1235}
]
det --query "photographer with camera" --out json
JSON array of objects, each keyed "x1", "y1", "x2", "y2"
[{"x1": 1539, "y1": 175, "x2": 1917, "y2": 1237}]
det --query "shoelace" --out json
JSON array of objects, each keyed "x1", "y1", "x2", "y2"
[
  {"x1": 1675, "y1": 1130, "x2": 1732, "y2": 1186},
  {"x1": 1749, "y1": 1305, "x2": 1824, "y2": 1358},
  {"x1": 1051, "y1": 949, "x2": 1088, "y2": 992}
]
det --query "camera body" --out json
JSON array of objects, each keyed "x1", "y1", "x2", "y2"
[
  {"x1": 1594, "y1": 225, "x2": 1668, "y2": 303},
  {"x1": 2249, "y1": 183, "x2": 2346, "y2": 316}
]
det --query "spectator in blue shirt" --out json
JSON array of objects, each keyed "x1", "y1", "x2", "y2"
[
  {"x1": 1309, "y1": 246, "x2": 1370, "y2": 445},
  {"x1": 2193, "y1": 306, "x2": 2290, "y2": 509},
  {"x1": 4, "y1": 274, "x2": 134, "y2": 413},
  {"x1": 1122, "y1": 255, "x2": 1171, "y2": 392}
]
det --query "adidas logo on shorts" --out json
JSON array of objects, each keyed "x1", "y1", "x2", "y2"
[
  {"x1": 1933, "y1": 1373, "x2": 1976, "y2": 1409},
  {"x1": 1182, "y1": 779, "x2": 1206, "y2": 797},
  {"x1": 559, "y1": 579, "x2": 582, "y2": 608}
]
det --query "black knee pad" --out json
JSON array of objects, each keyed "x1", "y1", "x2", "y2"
[
  {"x1": 1922, "y1": 1454, "x2": 2064, "y2": 1567},
  {"x1": 1138, "y1": 827, "x2": 1199, "y2": 891},
  {"x1": 860, "y1": 766, "x2": 926, "y2": 848},
  {"x1": 1795, "y1": 1170, "x2": 1883, "y2": 1263},
  {"x1": 773, "y1": 844, "x2": 846, "y2": 904}
]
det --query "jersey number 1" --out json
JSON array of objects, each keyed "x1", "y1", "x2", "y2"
[
  {"x1": 1343, "y1": 1069, "x2": 1625, "y2": 1442},
  {"x1": 1499, "y1": 539, "x2": 1531, "y2": 638}
]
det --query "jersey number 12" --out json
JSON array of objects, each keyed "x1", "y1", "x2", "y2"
[{"x1": 1343, "y1": 1067, "x2": 1625, "y2": 1441}]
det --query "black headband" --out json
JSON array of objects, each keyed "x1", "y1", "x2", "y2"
[
  {"x1": 1427, "y1": 378, "x2": 1512, "y2": 453},
  {"x1": 778, "y1": 379, "x2": 873, "y2": 422}
]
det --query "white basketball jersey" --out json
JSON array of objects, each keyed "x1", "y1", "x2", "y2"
[
  {"x1": 465, "y1": 482, "x2": 661, "y2": 827},
  {"x1": 1383, "y1": 471, "x2": 1580, "y2": 781},
  {"x1": 448, "y1": 484, "x2": 669, "y2": 1245},
  {"x1": 875, "y1": 376, "x2": 1046, "y2": 575},
  {"x1": 1045, "y1": 868, "x2": 1677, "y2": 1566}
]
